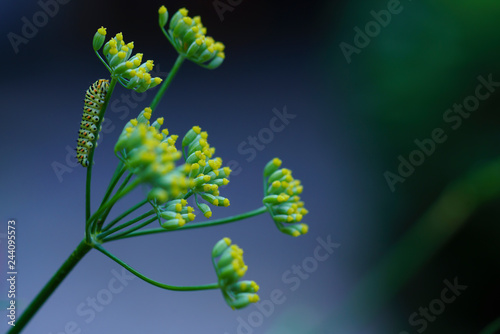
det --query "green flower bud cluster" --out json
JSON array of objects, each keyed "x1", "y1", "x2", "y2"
[
  {"x1": 151, "y1": 198, "x2": 196, "y2": 230},
  {"x1": 158, "y1": 6, "x2": 226, "y2": 69},
  {"x1": 181, "y1": 126, "x2": 232, "y2": 218},
  {"x1": 115, "y1": 107, "x2": 189, "y2": 203},
  {"x1": 263, "y1": 158, "x2": 309, "y2": 237},
  {"x1": 212, "y1": 238, "x2": 260, "y2": 310},
  {"x1": 93, "y1": 29, "x2": 163, "y2": 92}
]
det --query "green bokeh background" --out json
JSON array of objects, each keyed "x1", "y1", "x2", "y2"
[{"x1": 317, "y1": 0, "x2": 500, "y2": 332}]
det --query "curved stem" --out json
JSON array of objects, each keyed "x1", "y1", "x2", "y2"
[
  {"x1": 149, "y1": 54, "x2": 185, "y2": 112},
  {"x1": 94, "y1": 244, "x2": 218, "y2": 291},
  {"x1": 8, "y1": 241, "x2": 92, "y2": 334},
  {"x1": 105, "y1": 206, "x2": 267, "y2": 242},
  {"x1": 85, "y1": 78, "x2": 118, "y2": 242},
  {"x1": 117, "y1": 77, "x2": 129, "y2": 88},
  {"x1": 194, "y1": 192, "x2": 201, "y2": 209}
]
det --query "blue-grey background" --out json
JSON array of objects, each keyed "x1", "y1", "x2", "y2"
[{"x1": 1, "y1": 0, "x2": 500, "y2": 333}]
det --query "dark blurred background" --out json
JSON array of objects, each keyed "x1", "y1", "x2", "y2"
[{"x1": 1, "y1": 0, "x2": 500, "y2": 333}]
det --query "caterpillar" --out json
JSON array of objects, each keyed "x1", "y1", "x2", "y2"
[{"x1": 76, "y1": 79, "x2": 109, "y2": 167}]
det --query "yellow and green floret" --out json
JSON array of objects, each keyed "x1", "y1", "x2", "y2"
[
  {"x1": 93, "y1": 28, "x2": 162, "y2": 92},
  {"x1": 158, "y1": 6, "x2": 225, "y2": 69},
  {"x1": 212, "y1": 238, "x2": 260, "y2": 310},
  {"x1": 181, "y1": 126, "x2": 232, "y2": 218},
  {"x1": 262, "y1": 158, "x2": 309, "y2": 237},
  {"x1": 114, "y1": 108, "x2": 194, "y2": 231},
  {"x1": 153, "y1": 198, "x2": 196, "y2": 230}
]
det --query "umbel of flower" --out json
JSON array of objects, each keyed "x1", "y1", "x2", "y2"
[
  {"x1": 153, "y1": 198, "x2": 196, "y2": 230},
  {"x1": 212, "y1": 238, "x2": 260, "y2": 310},
  {"x1": 94, "y1": 29, "x2": 163, "y2": 92},
  {"x1": 263, "y1": 158, "x2": 309, "y2": 237},
  {"x1": 158, "y1": 6, "x2": 225, "y2": 70},
  {"x1": 115, "y1": 107, "x2": 189, "y2": 203},
  {"x1": 181, "y1": 125, "x2": 232, "y2": 218}
]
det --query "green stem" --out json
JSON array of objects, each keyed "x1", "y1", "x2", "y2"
[
  {"x1": 97, "y1": 209, "x2": 155, "y2": 240},
  {"x1": 100, "y1": 162, "x2": 126, "y2": 208},
  {"x1": 103, "y1": 216, "x2": 158, "y2": 242},
  {"x1": 263, "y1": 174, "x2": 268, "y2": 197},
  {"x1": 93, "y1": 162, "x2": 126, "y2": 234},
  {"x1": 116, "y1": 172, "x2": 133, "y2": 193},
  {"x1": 183, "y1": 189, "x2": 193, "y2": 200},
  {"x1": 8, "y1": 241, "x2": 92, "y2": 334},
  {"x1": 479, "y1": 317, "x2": 500, "y2": 334},
  {"x1": 94, "y1": 50, "x2": 112, "y2": 73},
  {"x1": 101, "y1": 199, "x2": 149, "y2": 233},
  {"x1": 321, "y1": 158, "x2": 500, "y2": 332},
  {"x1": 94, "y1": 172, "x2": 134, "y2": 229},
  {"x1": 160, "y1": 26, "x2": 173, "y2": 44},
  {"x1": 87, "y1": 178, "x2": 141, "y2": 235},
  {"x1": 85, "y1": 78, "x2": 118, "y2": 242},
  {"x1": 149, "y1": 54, "x2": 185, "y2": 112},
  {"x1": 87, "y1": 172, "x2": 134, "y2": 237},
  {"x1": 94, "y1": 244, "x2": 218, "y2": 291},
  {"x1": 106, "y1": 206, "x2": 268, "y2": 242}
]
